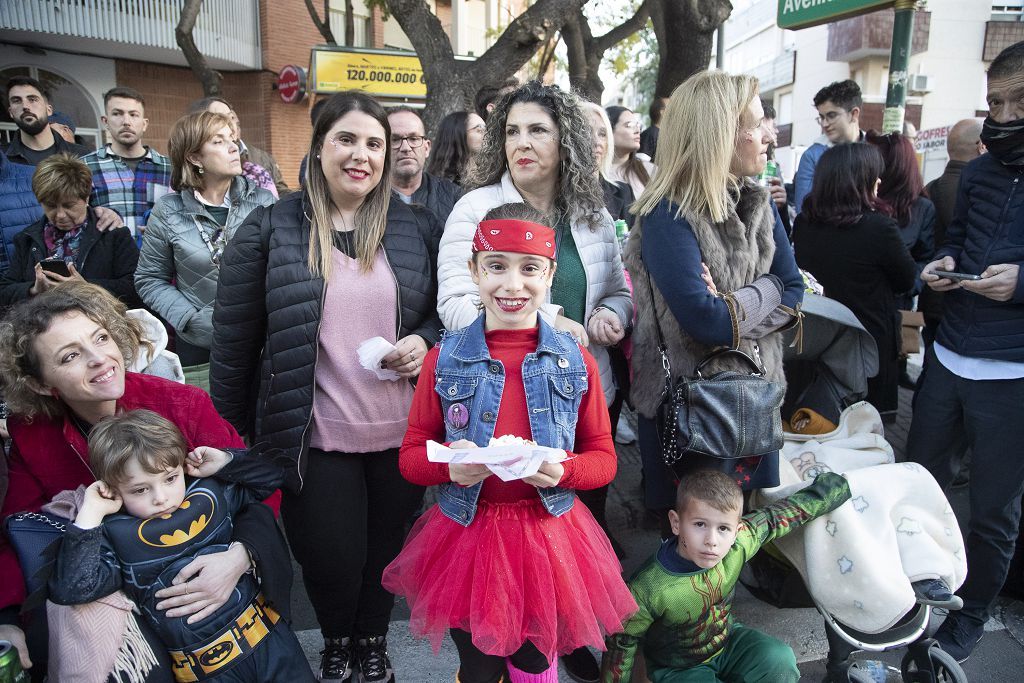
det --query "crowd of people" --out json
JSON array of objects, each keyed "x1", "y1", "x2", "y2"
[{"x1": 0, "y1": 35, "x2": 1021, "y2": 683}]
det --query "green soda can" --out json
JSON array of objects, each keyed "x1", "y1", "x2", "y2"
[{"x1": 0, "y1": 641, "x2": 28, "y2": 683}]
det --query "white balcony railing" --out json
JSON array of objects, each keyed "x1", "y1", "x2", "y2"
[{"x1": 0, "y1": 0, "x2": 261, "y2": 70}]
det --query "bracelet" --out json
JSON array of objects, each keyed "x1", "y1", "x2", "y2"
[{"x1": 229, "y1": 541, "x2": 256, "y2": 574}]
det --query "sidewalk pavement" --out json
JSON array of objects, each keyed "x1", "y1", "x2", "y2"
[{"x1": 290, "y1": 386, "x2": 1024, "y2": 681}]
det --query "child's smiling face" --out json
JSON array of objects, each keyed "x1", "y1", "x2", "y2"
[{"x1": 469, "y1": 251, "x2": 556, "y2": 331}]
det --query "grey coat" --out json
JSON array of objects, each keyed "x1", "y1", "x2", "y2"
[{"x1": 135, "y1": 176, "x2": 275, "y2": 348}]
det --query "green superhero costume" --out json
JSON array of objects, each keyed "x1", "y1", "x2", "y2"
[{"x1": 604, "y1": 472, "x2": 851, "y2": 683}]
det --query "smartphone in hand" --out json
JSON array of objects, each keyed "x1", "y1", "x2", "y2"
[
  {"x1": 932, "y1": 270, "x2": 981, "y2": 282},
  {"x1": 39, "y1": 258, "x2": 72, "y2": 277}
]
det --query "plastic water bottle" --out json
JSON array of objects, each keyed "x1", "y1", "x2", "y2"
[
  {"x1": 614, "y1": 219, "x2": 629, "y2": 251},
  {"x1": 758, "y1": 159, "x2": 779, "y2": 187}
]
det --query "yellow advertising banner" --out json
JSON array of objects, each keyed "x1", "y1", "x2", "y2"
[{"x1": 312, "y1": 48, "x2": 426, "y2": 98}]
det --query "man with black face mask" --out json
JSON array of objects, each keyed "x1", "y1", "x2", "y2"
[
  {"x1": 908, "y1": 40, "x2": 1024, "y2": 664},
  {"x1": 5, "y1": 76, "x2": 88, "y2": 166}
]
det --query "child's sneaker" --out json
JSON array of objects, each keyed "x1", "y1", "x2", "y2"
[
  {"x1": 319, "y1": 637, "x2": 355, "y2": 682},
  {"x1": 357, "y1": 635, "x2": 396, "y2": 682},
  {"x1": 911, "y1": 578, "x2": 963, "y2": 609},
  {"x1": 934, "y1": 613, "x2": 985, "y2": 663}
]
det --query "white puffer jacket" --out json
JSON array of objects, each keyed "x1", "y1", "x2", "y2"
[{"x1": 437, "y1": 172, "x2": 632, "y2": 405}]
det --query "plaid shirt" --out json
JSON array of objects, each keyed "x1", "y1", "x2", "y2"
[{"x1": 83, "y1": 145, "x2": 172, "y2": 237}]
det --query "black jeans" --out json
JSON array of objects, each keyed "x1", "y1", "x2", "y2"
[
  {"x1": 281, "y1": 447, "x2": 424, "y2": 638},
  {"x1": 907, "y1": 346, "x2": 1024, "y2": 623},
  {"x1": 450, "y1": 629, "x2": 550, "y2": 682}
]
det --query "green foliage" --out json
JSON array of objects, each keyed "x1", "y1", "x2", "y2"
[{"x1": 582, "y1": 0, "x2": 657, "y2": 110}]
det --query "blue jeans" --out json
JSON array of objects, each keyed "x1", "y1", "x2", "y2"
[{"x1": 907, "y1": 346, "x2": 1024, "y2": 623}]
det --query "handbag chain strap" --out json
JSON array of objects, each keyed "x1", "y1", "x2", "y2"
[
  {"x1": 12, "y1": 511, "x2": 67, "y2": 532},
  {"x1": 640, "y1": 257, "x2": 674, "y2": 397}
]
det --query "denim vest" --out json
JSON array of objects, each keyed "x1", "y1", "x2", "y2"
[{"x1": 435, "y1": 315, "x2": 587, "y2": 526}]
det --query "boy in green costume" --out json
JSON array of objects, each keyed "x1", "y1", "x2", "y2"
[{"x1": 603, "y1": 469, "x2": 851, "y2": 682}]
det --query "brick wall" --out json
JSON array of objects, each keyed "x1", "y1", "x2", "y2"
[
  {"x1": 859, "y1": 102, "x2": 922, "y2": 133},
  {"x1": 113, "y1": 61, "x2": 266, "y2": 157}
]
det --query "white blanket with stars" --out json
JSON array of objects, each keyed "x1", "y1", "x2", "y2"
[{"x1": 753, "y1": 402, "x2": 968, "y2": 634}]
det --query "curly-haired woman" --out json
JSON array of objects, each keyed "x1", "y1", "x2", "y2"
[
  {"x1": 434, "y1": 80, "x2": 631, "y2": 682},
  {"x1": 437, "y1": 81, "x2": 631, "y2": 402},
  {"x1": 0, "y1": 281, "x2": 280, "y2": 681}
]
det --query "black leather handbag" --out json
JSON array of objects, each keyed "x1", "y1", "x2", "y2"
[{"x1": 642, "y1": 267, "x2": 785, "y2": 467}]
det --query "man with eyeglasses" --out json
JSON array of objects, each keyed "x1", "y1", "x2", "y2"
[
  {"x1": 793, "y1": 79, "x2": 864, "y2": 212},
  {"x1": 387, "y1": 106, "x2": 461, "y2": 224}
]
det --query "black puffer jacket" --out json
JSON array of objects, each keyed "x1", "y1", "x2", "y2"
[
  {"x1": 210, "y1": 192, "x2": 443, "y2": 491},
  {"x1": 410, "y1": 171, "x2": 461, "y2": 224}
]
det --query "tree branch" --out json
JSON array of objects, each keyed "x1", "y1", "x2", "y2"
[
  {"x1": 304, "y1": 0, "x2": 337, "y2": 43},
  {"x1": 474, "y1": 0, "x2": 585, "y2": 78},
  {"x1": 175, "y1": 0, "x2": 222, "y2": 96},
  {"x1": 594, "y1": 0, "x2": 652, "y2": 54}
]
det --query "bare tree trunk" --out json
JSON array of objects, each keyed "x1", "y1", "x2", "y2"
[
  {"x1": 386, "y1": 0, "x2": 585, "y2": 134},
  {"x1": 176, "y1": 0, "x2": 222, "y2": 96},
  {"x1": 345, "y1": 0, "x2": 355, "y2": 46},
  {"x1": 563, "y1": 0, "x2": 651, "y2": 103},
  {"x1": 650, "y1": 0, "x2": 731, "y2": 98},
  {"x1": 304, "y1": 0, "x2": 338, "y2": 43}
]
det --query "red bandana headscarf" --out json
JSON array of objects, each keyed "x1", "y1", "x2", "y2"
[{"x1": 471, "y1": 219, "x2": 557, "y2": 260}]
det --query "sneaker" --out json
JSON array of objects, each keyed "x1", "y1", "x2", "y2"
[
  {"x1": 357, "y1": 635, "x2": 396, "y2": 682},
  {"x1": 561, "y1": 646, "x2": 600, "y2": 683},
  {"x1": 934, "y1": 613, "x2": 985, "y2": 663},
  {"x1": 912, "y1": 578, "x2": 963, "y2": 609},
  {"x1": 614, "y1": 418, "x2": 637, "y2": 445},
  {"x1": 319, "y1": 637, "x2": 355, "y2": 682}
]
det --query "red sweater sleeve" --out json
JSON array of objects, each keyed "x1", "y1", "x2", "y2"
[
  {"x1": 399, "y1": 346, "x2": 452, "y2": 486},
  {"x1": 558, "y1": 346, "x2": 617, "y2": 491}
]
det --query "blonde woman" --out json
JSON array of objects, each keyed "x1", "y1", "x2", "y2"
[
  {"x1": 134, "y1": 111, "x2": 274, "y2": 390},
  {"x1": 210, "y1": 91, "x2": 442, "y2": 682},
  {"x1": 625, "y1": 71, "x2": 804, "y2": 520},
  {"x1": 581, "y1": 101, "x2": 634, "y2": 226}
]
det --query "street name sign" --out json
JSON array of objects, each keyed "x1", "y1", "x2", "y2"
[{"x1": 778, "y1": 0, "x2": 895, "y2": 30}]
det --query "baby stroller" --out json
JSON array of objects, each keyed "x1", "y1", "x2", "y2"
[{"x1": 743, "y1": 294, "x2": 968, "y2": 683}]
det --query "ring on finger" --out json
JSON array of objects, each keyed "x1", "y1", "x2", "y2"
[{"x1": 183, "y1": 583, "x2": 190, "y2": 596}]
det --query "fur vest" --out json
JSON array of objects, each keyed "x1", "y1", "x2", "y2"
[{"x1": 625, "y1": 181, "x2": 786, "y2": 418}]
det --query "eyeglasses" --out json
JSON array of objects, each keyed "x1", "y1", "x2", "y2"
[
  {"x1": 815, "y1": 111, "x2": 848, "y2": 125},
  {"x1": 467, "y1": 124, "x2": 486, "y2": 134},
  {"x1": 391, "y1": 135, "x2": 425, "y2": 149},
  {"x1": 618, "y1": 120, "x2": 643, "y2": 133}
]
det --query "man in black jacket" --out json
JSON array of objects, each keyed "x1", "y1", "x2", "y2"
[
  {"x1": 909, "y1": 41, "x2": 1024, "y2": 663},
  {"x1": 5, "y1": 76, "x2": 89, "y2": 166},
  {"x1": 387, "y1": 107, "x2": 461, "y2": 225}
]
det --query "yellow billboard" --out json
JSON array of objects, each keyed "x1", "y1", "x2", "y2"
[{"x1": 312, "y1": 48, "x2": 426, "y2": 99}]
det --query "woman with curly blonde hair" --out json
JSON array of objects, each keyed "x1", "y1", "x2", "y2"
[{"x1": 0, "y1": 280, "x2": 278, "y2": 679}]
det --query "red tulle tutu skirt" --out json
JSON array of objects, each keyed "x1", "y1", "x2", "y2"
[{"x1": 382, "y1": 498, "x2": 637, "y2": 658}]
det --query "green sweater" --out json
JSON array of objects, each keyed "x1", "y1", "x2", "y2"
[{"x1": 603, "y1": 473, "x2": 851, "y2": 682}]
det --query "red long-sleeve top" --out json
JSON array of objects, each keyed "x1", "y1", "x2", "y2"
[{"x1": 400, "y1": 327, "x2": 617, "y2": 502}]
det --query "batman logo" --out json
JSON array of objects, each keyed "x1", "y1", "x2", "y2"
[
  {"x1": 137, "y1": 490, "x2": 216, "y2": 548},
  {"x1": 200, "y1": 640, "x2": 234, "y2": 667}
]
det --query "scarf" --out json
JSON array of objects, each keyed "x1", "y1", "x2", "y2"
[
  {"x1": 980, "y1": 116, "x2": 1024, "y2": 167},
  {"x1": 43, "y1": 220, "x2": 87, "y2": 261}
]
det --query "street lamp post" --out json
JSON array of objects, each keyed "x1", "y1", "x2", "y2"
[{"x1": 882, "y1": 0, "x2": 919, "y2": 133}]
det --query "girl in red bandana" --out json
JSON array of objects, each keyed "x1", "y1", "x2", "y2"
[{"x1": 383, "y1": 203, "x2": 635, "y2": 683}]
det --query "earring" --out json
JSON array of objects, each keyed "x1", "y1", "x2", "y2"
[
  {"x1": 196, "y1": 165, "x2": 204, "y2": 175},
  {"x1": 316, "y1": 154, "x2": 321, "y2": 159}
]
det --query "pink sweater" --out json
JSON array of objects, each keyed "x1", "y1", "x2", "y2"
[{"x1": 310, "y1": 248, "x2": 414, "y2": 453}]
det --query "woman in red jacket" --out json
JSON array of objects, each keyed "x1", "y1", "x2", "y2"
[{"x1": 0, "y1": 280, "x2": 279, "y2": 681}]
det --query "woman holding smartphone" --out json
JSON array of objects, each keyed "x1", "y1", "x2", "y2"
[{"x1": 0, "y1": 154, "x2": 140, "y2": 308}]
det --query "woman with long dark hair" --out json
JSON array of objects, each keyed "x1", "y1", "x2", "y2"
[
  {"x1": 606, "y1": 105, "x2": 655, "y2": 198},
  {"x1": 793, "y1": 143, "x2": 917, "y2": 420},
  {"x1": 865, "y1": 130, "x2": 935, "y2": 291},
  {"x1": 211, "y1": 91, "x2": 443, "y2": 682},
  {"x1": 425, "y1": 110, "x2": 485, "y2": 186}
]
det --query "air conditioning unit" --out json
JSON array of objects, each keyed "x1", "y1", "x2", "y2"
[{"x1": 907, "y1": 74, "x2": 933, "y2": 94}]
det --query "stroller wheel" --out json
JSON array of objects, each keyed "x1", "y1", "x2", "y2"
[{"x1": 900, "y1": 645, "x2": 968, "y2": 683}]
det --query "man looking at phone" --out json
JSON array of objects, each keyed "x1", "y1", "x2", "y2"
[{"x1": 908, "y1": 40, "x2": 1024, "y2": 663}]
